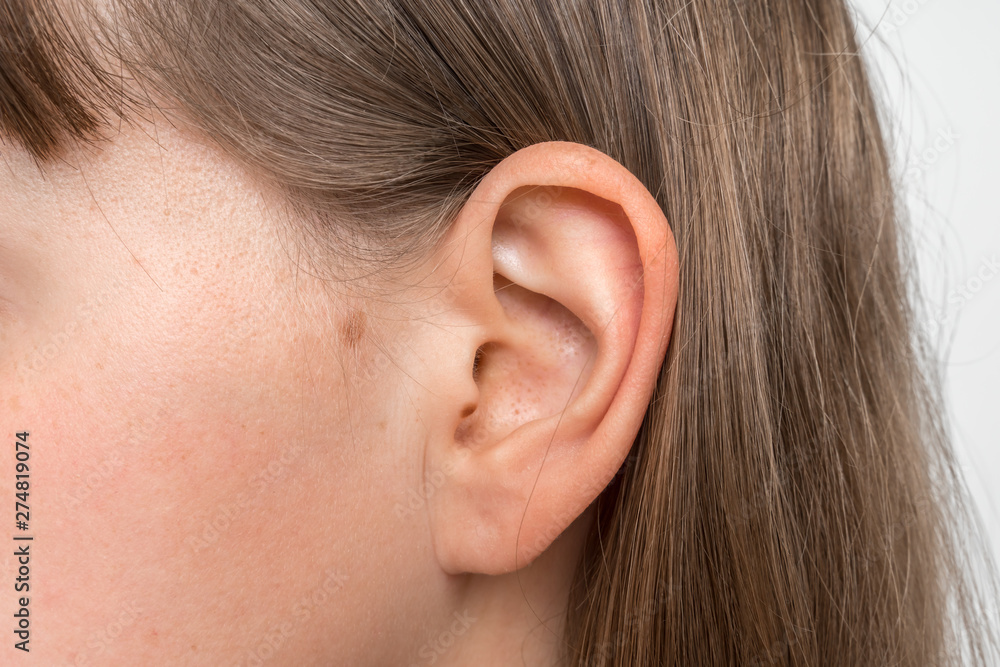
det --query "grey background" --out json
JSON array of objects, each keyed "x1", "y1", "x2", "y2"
[{"x1": 850, "y1": 0, "x2": 1000, "y2": 628}]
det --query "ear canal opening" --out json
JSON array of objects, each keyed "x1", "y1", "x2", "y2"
[
  {"x1": 453, "y1": 278, "x2": 597, "y2": 452},
  {"x1": 472, "y1": 346, "x2": 484, "y2": 381}
]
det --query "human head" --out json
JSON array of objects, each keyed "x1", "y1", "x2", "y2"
[{"x1": 1, "y1": 1, "x2": 995, "y2": 665}]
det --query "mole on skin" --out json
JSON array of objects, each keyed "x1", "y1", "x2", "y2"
[{"x1": 340, "y1": 308, "x2": 367, "y2": 351}]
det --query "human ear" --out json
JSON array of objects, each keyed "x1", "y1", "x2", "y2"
[{"x1": 419, "y1": 142, "x2": 678, "y2": 576}]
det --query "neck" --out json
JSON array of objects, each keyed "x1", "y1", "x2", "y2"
[{"x1": 433, "y1": 509, "x2": 594, "y2": 667}]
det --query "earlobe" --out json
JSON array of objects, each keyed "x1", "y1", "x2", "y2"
[{"x1": 423, "y1": 142, "x2": 678, "y2": 576}]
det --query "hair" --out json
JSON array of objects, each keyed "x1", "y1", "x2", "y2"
[{"x1": 3, "y1": 0, "x2": 996, "y2": 664}]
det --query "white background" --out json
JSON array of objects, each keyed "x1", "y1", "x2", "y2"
[{"x1": 850, "y1": 0, "x2": 1000, "y2": 632}]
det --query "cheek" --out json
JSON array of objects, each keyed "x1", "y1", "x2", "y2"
[
  {"x1": 0, "y1": 285, "x2": 408, "y2": 661},
  {"x1": 14, "y1": 349, "x2": 322, "y2": 654}
]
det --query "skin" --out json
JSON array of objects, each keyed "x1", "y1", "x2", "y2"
[{"x1": 0, "y1": 116, "x2": 677, "y2": 665}]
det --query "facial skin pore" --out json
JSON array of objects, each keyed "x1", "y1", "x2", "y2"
[{"x1": 0, "y1": 115, "x2": 676, "y2": 665}]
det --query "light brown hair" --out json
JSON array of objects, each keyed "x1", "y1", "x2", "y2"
[{"x1": 2, "y1": 0, "x2": 996, "y2": 664}]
